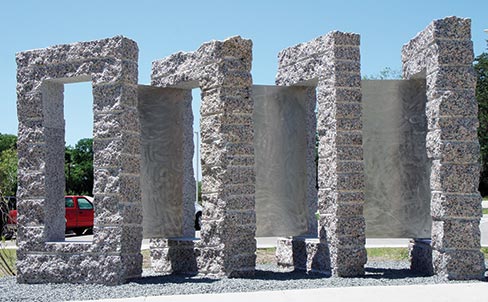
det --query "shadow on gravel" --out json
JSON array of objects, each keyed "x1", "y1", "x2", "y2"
[
  {"x1": 364, "y1": 267, "x2": 429, "y2": 279},
  {"x1": 131, "y1": 274, "x2": 219, "y2": 285},
  {"x1": 251, "y1": 269, "x2": 330, "y2": 281},
  {"x1": 133, "y1": 270, "x2": 329, "y2": 284},
  {"x1": 254, "y1": 268, "x2": 426, "y2": 281}
]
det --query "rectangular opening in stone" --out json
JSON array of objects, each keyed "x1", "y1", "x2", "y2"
[
  {"x1": 253, "y1": 85, "x2": 310, "y2": 237},
  {"x1": 362, "y1": 79, "x2": 431, "y2": 238},
  {"x1": 40, "y1": 79, "x2": 95, "y2": 243},
  {"x1": 192, "y1": 88, "x2": 202, "y2": 238},
  {"x1": 63, "y1": 81, "x2": 95, "y2": 241},
  {"x1": 139, "y1": 85, "x2": 195, "y2": 238}
]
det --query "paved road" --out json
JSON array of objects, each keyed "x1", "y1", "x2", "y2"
[{"x1": 3, "y1": 215, "x2": 488, "y2": 249}]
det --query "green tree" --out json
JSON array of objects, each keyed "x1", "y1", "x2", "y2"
[
  {"x1": 0, "y1": 133, "x2": 95, "y2": 197},
  {"x1": 65, "y1": 138, "x2": 93, "y2": 195},
  {"x1": 363, "y1": 67, "x2": 402, "y2": 80},
  {"x1": 0, "y1": 134, "x2": 16, "y2": 154},
  {"x1": 0, "y1": 148, "x2": 17, "y2": 197},
  {"x1": 0, "y1": 134, "x2": 17, "y2": 197},
  {"x1": 475, "y1": 51, "x2": 488, "y2": 196}
]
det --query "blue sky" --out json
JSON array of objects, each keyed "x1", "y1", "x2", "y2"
[{"x1": 1, "y1": 0, "x2": 487, "y2": 148}]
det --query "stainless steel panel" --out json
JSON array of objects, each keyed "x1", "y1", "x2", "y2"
[
  {"x1": 362, "y1": 80, "x2": 431, "y2": 238},
  {"x1": 253, "y1": 85, "x2": 310, "y2": 237},
  {"x1": 138, "y1": 85, "x2": 188, "y2": 238}
]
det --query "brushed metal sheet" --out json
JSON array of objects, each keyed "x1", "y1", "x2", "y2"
[
  {"x1": 138, "y1": 85, "x2": 187, "y2": 238},
  {"x1": 362, "y1": 79, "x2": 431, "y2": 238},
  {"x1": 253, "y1": 85, "x2": 310, "y2": 237}
]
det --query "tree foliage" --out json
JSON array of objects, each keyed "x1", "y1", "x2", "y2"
[
  {"x1": 0, "y1": 134, "x2": 95, "y2": 197},
  {"x1": 65, "y1": 138, "x2": 93, "y2": 196},
  {"x1": 475, "y1": 51, "x2": 488, "y2": 195},
  {"x1": 0, "y1": 134, "x2": 16, "y2": 154},
  {"x1": 362, "y1": 67, "x2": 402, "y2": 80},
  {"x1": 0, "y1": 134, "x2": 17, "y2": 197},
  {"x1": 0, "y1": 148, "x2": 17, "y2": 197}
]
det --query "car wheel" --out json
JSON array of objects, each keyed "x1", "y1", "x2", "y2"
[
  {"x1": 195, "y1": 212, "x2": 202, "y2": 231},
  {"x1": 74, "y1": 228, "x2": 85, "y2": 236}
]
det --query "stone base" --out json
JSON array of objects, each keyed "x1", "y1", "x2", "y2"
[
  {"x1": 433, "y1": 249, "x2": 486, "y2": 280},
  {"x1": 16, "y1": 244, "x2": 142, "y2": 285},
  {"x1": 150, "y1": 237, "x2": 199, "y2": 275},
  {"x1": 409, "y1": 238, "x2": 433, "y2": 276},
  {"x1": 331, "y1": 246, "x2": 367, "y2": 277},
  {"x1": 150, "y1": 237, "x2": 257, "y2": 278},
  {"x1": 276, "y1": 236, "x2": 330, "y2": 274}
]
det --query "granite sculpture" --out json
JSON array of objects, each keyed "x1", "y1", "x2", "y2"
[
  {"x1": 15, "y1": 16, "x2": 484, "y2": 285},
  {"x1": 16, "y1": 36, "x2": 142, "y2": 285}
]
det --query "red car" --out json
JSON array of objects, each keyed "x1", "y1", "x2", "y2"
[
  {"x1": 64, "y1": 196, "x2": 94, "y2": 235},
  {"x1": 3, "y1": 196, "x2": 94, "y2": 239}
]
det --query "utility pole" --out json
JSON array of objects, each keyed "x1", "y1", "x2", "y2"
[{"x1": 195, "y1": 131, "x2": 199, "y2": 202}]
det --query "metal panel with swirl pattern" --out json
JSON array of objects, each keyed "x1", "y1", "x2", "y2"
[
  {"x1": 362, "y1": 79, "x2": 431, "y2": 238},
  {"x1": 138, "y1": 85, "x2": 190, "y2": 238},
  {"x1": 253, "y1": 85, "x2": 310, "y2": 237}
]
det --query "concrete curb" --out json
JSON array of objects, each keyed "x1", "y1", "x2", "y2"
[{"x1": 74, "y1": 283, "x2": 488, "y2": 302}]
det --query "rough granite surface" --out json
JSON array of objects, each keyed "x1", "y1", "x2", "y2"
[
  {"x1": 150, "y1": 36, "x2": 256, "y2": 278},
  {"x1": 402, "y1": 16, "x2": 485, "y2": 280},
  {"x1": 276, "y1": 31, "x2": 367, "y2": 277},
  {"x1": 16, "y1": 36, "x2": 142, "y2": 285},
  {"x1": 276, "y1": 237, "x2": 330, "y2": 274}
]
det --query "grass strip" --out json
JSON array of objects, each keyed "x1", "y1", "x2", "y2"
[{"x1": 0, "y1": 248, "x2": 16, "y2": 277}]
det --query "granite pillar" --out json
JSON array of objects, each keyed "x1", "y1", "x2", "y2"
[
  {"x1": 402, "y1": 16, "x2": 485, "y2": 280},
  {"x1": 151, "y1": 36, "x2": 256, "y2": 277},
  {"x1": 275, "y1": 31, "x2": 367, "y2": 276}
]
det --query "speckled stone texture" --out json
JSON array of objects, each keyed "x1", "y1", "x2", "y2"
[
  {"x1": 16, "y1": 36, "x2": 142, "y2": 285},
  {"x1": 276, "y1": 31, "x2": 366, "y2": 277},
  {"x1": 149, "y1": 238, "x2": 198, "y2": 274},
  {"x1": 276, "y1": 237, "x2": 330, "y2": 274},
  {"x1": 151, "y1": 36, "x2": 256, "y2": 277},
  {"x1": 409, "y1": 238, "x2": 433, "y2": 275},
  {"x1": 402, "y1": 16, "x2": 485, "y2": 280}
]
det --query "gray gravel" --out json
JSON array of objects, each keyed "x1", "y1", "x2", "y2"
[{"x1": 1, "y1": 261, "x2": 487, "y2": 302}]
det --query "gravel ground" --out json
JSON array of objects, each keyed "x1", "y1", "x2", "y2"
[{"x1": 1, "y1": 261, "x2": 487, "y2": 302}]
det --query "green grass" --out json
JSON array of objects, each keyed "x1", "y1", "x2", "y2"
[
  {"x1": 1, "y1": 246, "x2": 487, "y2": 278},
  {"x1": 366, "y1": 248, "x2": 409, "y2": 261},
  {"x1": 482, "y1": 247, "x2": 488, "y2": 259},
  {"x1": 256, "y1": 247, "x2": 488, "y2": 262},
  {"x1": 141, "y1": 249, "x2": 151, "y2": 269},
  {"x1": 256, "y1": 248, "x2": 277, "y2": 264},
  {"x1": 0, "y1": 248, "x2": 16, "y2": 277},
  {"x1": 255, "y1": 247, "x2": 411, "y2": 263}
]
